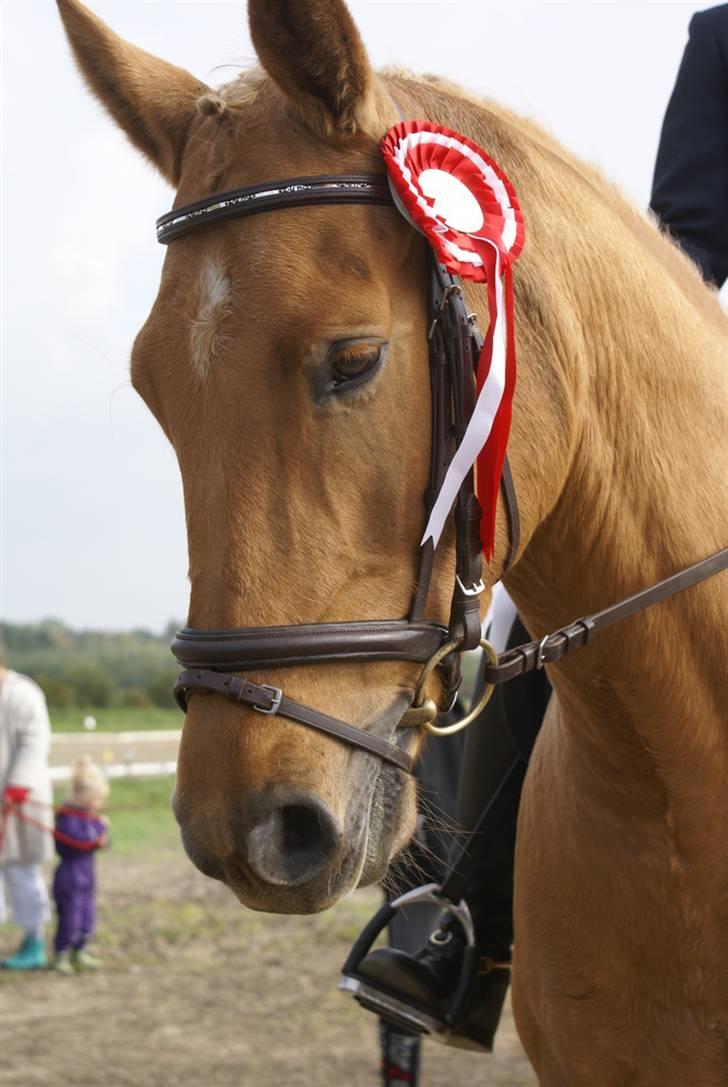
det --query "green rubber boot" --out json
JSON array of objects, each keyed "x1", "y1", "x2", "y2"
[
  {"x1": 1, "y1": 934, "x2": 47, "y2": 971},
  {"x1": 52, "y1": 951, "x2": 75, "y2": 976},
  {"x1": 71, "y1": 948, "x2": 102, "y2": 972}
]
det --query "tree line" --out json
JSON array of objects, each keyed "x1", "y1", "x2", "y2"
[{"x1": 1, "y1": 619, "x2": 183, "y2": 710}]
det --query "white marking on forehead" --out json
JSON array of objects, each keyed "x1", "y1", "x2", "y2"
[{"x1": 190, "y1": 257, "x2": 233, "y2": 379}]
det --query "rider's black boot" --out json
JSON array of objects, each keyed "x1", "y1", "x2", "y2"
[{"x1": 356, "y1": 909, "x2": 511, "y2": 1053}]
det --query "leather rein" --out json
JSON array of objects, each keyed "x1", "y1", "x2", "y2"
[{"x1": 157, "y1": 173, "x2": 728, "y2": 775}]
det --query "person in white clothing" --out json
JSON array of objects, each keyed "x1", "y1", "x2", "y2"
[{"x1": 0, "y1": 649, "x2": 52, "y2": 970}]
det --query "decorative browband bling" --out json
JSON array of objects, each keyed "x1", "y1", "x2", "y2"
[{"x1": 156, "y1": 175, "x2": 393, "y2": 244}]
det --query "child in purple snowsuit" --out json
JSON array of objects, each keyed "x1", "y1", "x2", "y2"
[{"x1": 52, "y1": 756, "x2": 109, "y2": 974}]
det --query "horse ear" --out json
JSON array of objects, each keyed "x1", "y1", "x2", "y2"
[
  {"x1": 56, "y1": 0, "x2": 209, "y2": 184},
  {"x1": 248, "y1": 0, "x2": 388, "y2": 138}
]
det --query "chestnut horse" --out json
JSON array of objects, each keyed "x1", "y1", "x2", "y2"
[{"x1": 57, "y1": 0, "x2": 728, "y2": 1082}]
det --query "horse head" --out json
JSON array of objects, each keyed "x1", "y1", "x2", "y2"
[
  {"x1": 55, "y1": 0, "x2": 461, "y2": 913},
  {"x1": 57, "y1": 0, "x2": 576, "y2": 914}
]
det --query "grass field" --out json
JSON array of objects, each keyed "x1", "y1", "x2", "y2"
[
  {"x1": 50, "y1": 706, "x2": 180, "y2": 733},
  {"x1": 94, "y1": 775, "x2": 179, "y2": 856}
]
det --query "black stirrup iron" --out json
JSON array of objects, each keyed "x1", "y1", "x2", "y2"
[
  {"x1": 339, "y1": 885, "x2": 480, "y2": 1041},
  {"x1": 338, "y1": 754, "x2": 524, "y2": 1052}
]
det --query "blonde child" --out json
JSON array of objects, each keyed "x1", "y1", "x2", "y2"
[{"x1": 52, "y1": 757, "x2": 109, "y2": 974}]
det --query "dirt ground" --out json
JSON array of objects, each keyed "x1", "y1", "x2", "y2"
[{"x1": 0, "y1": 850, "x2": 536, "y2": 1087}]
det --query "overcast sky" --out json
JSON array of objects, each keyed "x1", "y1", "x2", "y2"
[{"x1": 1, "y1": 1, "x2": 704, "y2": 632}]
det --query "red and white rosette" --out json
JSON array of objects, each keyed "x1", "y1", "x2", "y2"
[{"x1": 381, "y1": 121, "x2": 525, "y2": 561}]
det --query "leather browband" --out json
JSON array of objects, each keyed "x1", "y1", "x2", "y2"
[{"x1": 156, "y1": 175, "x2": 393, "y2": 244}]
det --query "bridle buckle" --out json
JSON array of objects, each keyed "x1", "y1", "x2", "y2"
[
  {"x1": 427, "y1": 283, "x2": 463, "y2": 340},
  {"x1": 253, "y1": 685, "x2": 283, "y2": 715},
  {"x1": 456, "y1": 575, "x2": 485, "y2": 598},
  {"x1": 535, "y1": 634, "x2": 550, "y2": 670}
]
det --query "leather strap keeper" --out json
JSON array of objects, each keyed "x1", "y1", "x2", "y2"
[{"x1": 484, "y1": 548, "x2": 728, "y2": 686}]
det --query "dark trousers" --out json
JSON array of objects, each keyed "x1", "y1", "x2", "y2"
[
  {"x1": 454, "y1": 616, "x2": 550, "y2": 953},
  {"x1": 54, "y1": 887, "x2": 95, "y2": 952},
  {"x1": 379, "y1": 616, "x2": 550, "y2": 1083}
]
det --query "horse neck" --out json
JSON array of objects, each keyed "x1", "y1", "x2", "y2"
[
  {"x1": 393, "y1": 71, "x2": 728, "y2": 802},
  {"x1": 504, "y1": 224, "x2": 728, "y2": 836}
]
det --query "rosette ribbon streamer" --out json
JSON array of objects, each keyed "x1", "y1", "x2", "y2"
[{"x1": 381, "y1": 121, "x2": 525, "y2": 560}]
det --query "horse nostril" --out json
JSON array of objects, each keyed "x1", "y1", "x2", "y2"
[
  {"x1": 245, "y1": 794, "x2": 342, "y2": 888},
  {"x1": 279, "y1": 803, "x2": 325, "y2": 853}
]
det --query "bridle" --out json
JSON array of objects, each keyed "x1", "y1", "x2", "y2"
[
  {"x1": 158, "y1": 173, "x2": 518, "y2": 775},
  {"x1": 157, "y1": 173, "x2": 728, "y2": 776}
]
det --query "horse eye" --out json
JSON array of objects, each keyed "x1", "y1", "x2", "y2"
[{"x1": 329, "y1": 342, "x2": 385, "y2": 391}]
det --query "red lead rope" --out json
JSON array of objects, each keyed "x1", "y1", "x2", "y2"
[{"x1": 0, "y1": 799, "x2": 105, "y2": 853}]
